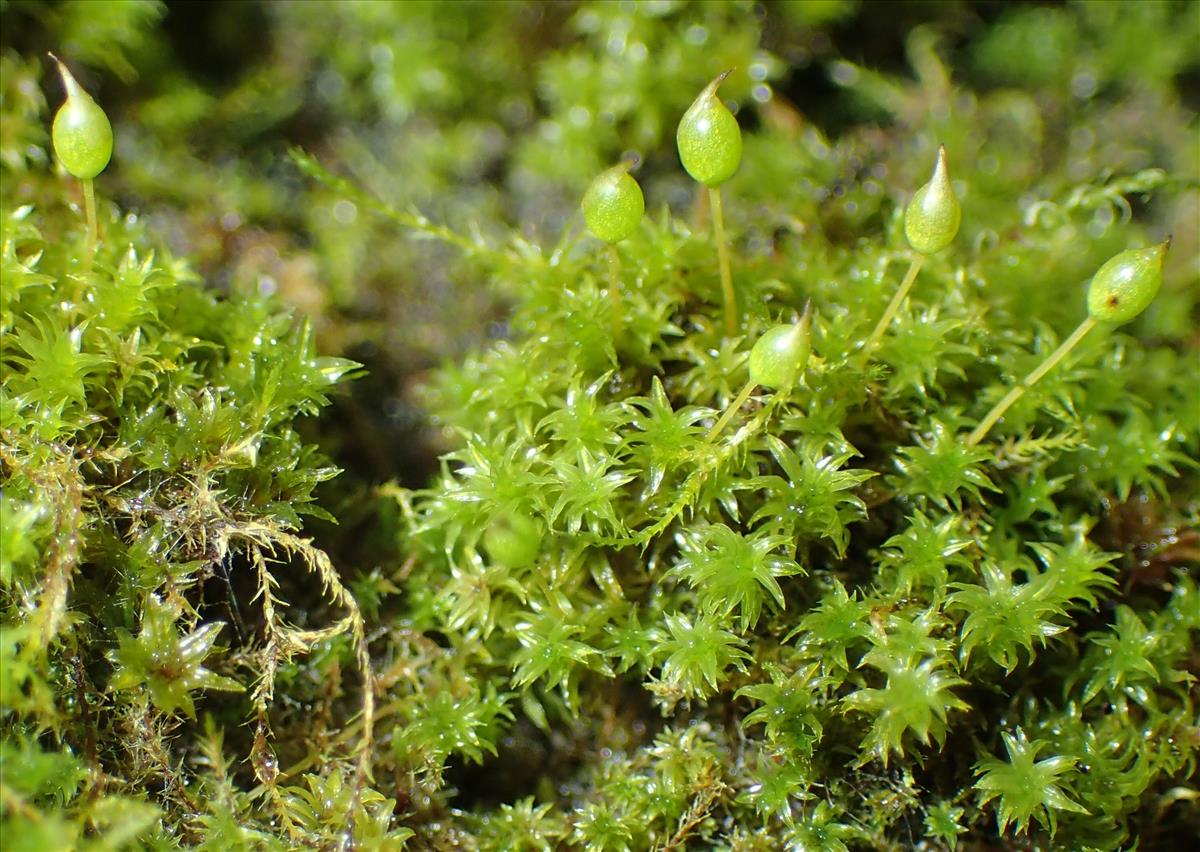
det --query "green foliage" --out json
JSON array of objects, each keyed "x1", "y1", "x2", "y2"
[
  {"x1": 2, "y1": 47, "x2": 372, "y2": 846},
  {"x1": 110, "y1": 593, "x2": 243, "y2": 718},
  {"x1": 671, "y1": 524, "x2": 801, "y2": 632},
  {"x1": 843, "y1": 622, "x2": 968, "y2": 765},
  {"x1": 974, "y1": 727, "x2": 1089, "y2": 837},
  {"x1": 3, "y1": 1, "x2": 1198, "y2": 849},
  {"x1": 655, "y1": 611, "x2": 750, "y2": 703},
  {"x1": 891, "y1": 418, "x2": 999, "y2": 509}
]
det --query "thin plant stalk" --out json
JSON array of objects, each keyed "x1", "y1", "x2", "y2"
[
  {"x1": 706, "y1": 378, "x2": 756, "y2": 443},
  {"x1": 863, "y1": 254, "x2": 925, "y2": 356},
  {"x1": 608, "y1": 243, "x2": 622, "y2": 328},
  {"x1": 709, "y1": 186, "x2": 736, "y2": 337},
  {"x1": 82, "y1": 177, "x2": 98, "y2": 275},
  {"x1": 966, "y1": 316, "x2": 1097, "y2": 446}
]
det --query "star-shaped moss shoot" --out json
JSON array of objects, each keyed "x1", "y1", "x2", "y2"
[
  {"x1": 974, "y1": 728, "x2": 1089, "y2": 837},
  {"x1": 966, "y1": 240, "x2": 1170, "y2": 446},
  {"x1": 49, "y1": 54, "x2": 113, "y2": 271},
  {"x1": 864, "y1": 145, "x2": 961, "y2": 357},
  {"x1": 677, "y1": 71, "x2": 743, "y2": 336},
  {"x1": 110, "y1": 594, "x2": 243, "y2": 718}
]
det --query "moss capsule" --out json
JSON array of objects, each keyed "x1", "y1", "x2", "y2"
[
  {"x1": 966, "y1": 240, "x2": 1171, "y2": 447},
  {"x1": 904, "y1": 145, "x2": 960, "y2": 255},
  {"x1": 582, "y1": 161, "x2": 645, "y2": 244},
  {"x1": 482, "y1": 510, "x2": 543, "y2": 569},
  {"x1": 50, "y1": 55, "x2": 113, "y2": 181},
  {"x1": 1086, "y1": 240, "x2": 1169, "y2": 325},
  {"x1": 676, "y1": 71, "x2": 742, "y2": 188},
  {"x1": 749, "y1": 312, "x2": 812, "y2": 391}
]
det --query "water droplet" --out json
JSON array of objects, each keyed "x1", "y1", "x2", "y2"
[
  {"x1": 332, "y1": 199, "x2": 357, "y2": 225},
  {"x1": 830, "y1": 61, "x2": 860, "y2": 87}
]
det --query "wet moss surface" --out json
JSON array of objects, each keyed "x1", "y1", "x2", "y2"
[{"x1": 2, "y1": 2, "x2": 1198, "y2": 848}]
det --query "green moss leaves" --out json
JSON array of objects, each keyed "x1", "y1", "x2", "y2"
[
  {"x1": 843, "y1": 657, "x2": 968, "y2": 766},
  {"x1": 6, "y1": 4, "x2": 1198, "y2": 850},
  {"x1": 974, "y1": 729, "x2": 1089, "y2": 836},
  {"x1": 670, "y1": 524, "x2": 802, "y2": 632},
  {"x1": 1, "y1": 171, "x2": 371, "y2": 846},
  {"x1": 110, "y1": 595, "x2": 243, "y2": 719}
]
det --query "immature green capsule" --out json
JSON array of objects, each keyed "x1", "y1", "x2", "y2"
[
  {"x1": 749, "y1": 312, "x2": 812, "y2": 391},
  {"x1": 482, "y1": 510, "x2": 543, "y2": 569},
  {"x1": 582, "y1": 161, "x2": 645, "y2": 243},
  {"x1": 676, "y1": 71, "x2": 742, "y2": 187},
  {"x1": 1086, "y1": 240, "x2": 1170, "y2": 324},
  {"x1": 50, "y1": 56, "x2": 113, "y2": 180},
  {"x1": 904, "y1": 145, "x2": 960, "y2": 255}
]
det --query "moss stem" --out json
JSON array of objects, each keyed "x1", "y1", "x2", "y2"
[
  {"x1": 709, "y1": 186, "x2": 736, "y2": 337},
  {"x1": 863, "y1": 254, "x2": 925, "y2": 357},
  {"x1": 966, "y1": 316, "x2": 1097, "y2": 446},
  {"x1": 82, "y1": 177, "x2": 98, "y2": 277},
  {"x1": 608, "y1": 242, "x2": 622, "y2": 330},
  {"x1": 706, "y1": 377, "x2": 757, "y2": 444}
]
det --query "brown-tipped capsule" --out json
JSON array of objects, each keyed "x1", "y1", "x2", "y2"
[{"x1": 1086, "y1": 239, "x2": 1170, "y2": 325}]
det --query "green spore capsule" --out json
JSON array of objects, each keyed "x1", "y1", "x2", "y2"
[
  {"x1": 1086, "y1": 240, "x2": 1170, "y2": 324},
  {"x1": 482, "y1": 510, "x2": 543, "y2": 569},
  {"x1": 50, "y1": 55, "x2": 113, "y2": 181},
  {"x1": 676, "y1": 71, "x2": 742, "y2": 188},
  {"x1": 904, "y1": 145, "x2": 960, "y2": 255},
  {"x1": 965, "y1": 239, "x2": 1171, "y2": 447},
  {"x1": 582, "y1": 161, "x2": 645, "y2": 244},
  {"x1": 749, "y1": 313, "x2": 812, "y2": 391}
]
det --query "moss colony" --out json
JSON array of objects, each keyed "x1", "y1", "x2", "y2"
[{"x1": 2, "y1": 1, "x2": 1198, "y2": 850}]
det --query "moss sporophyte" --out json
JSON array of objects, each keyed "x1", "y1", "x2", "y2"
[
  {"x1": 49, "y1": 54, "x2": 112, "y2": 273},
  {"x1": 966, "y1": 240, "x2": 1170, "y2": 446},
  {"x1": 582, "y1": 159, "x2": 645, "y2": 245},
  {"x1": 677, "y1": 70, "x2": 743, "y2": 337},
  {"x1": 582, "y1": 158, "x2": 645, "y2": 326},
  {"x1": 6, "y1": 6, "x2": 1195, "y2": 847},
  {"x1": 707, "y1": 305, "x2": 812, "y2": 444},
  {"x1": 863, "y1": 145, "x2": 960, "y2": 358}
]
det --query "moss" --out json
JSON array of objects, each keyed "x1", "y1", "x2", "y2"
[{"x1": 3, "y1": 1, "x2": 1199, "y2": 849}]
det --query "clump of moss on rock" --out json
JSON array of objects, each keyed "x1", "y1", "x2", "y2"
[{"x1": 2, "y1": 2, "x2": 1198, "y2": 849}]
